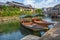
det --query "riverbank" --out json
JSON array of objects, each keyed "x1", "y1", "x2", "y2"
[
  {"x1": 0, "y1": 16, "x2": 20, "y2": 33},
  {"x1": 0, "y1": 15, "x2": 19, "y2": 23},
  {"x1": 40, "y1": 22, "x2": 60, "y2": 40}
]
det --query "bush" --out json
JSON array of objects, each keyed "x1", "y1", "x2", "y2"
[
  {"x1": 0, "y1": 5, "x2": 33, "y2": 17},
  {"x1": 0, "y1": 5, "x2": 21, "y2": 17}
]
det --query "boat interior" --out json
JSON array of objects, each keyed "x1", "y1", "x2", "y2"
[{"x1": 21, "y1": 18, "x2": 33, "y2": 27}]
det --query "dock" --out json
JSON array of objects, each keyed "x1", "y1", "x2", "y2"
[{"x1": 21, "y1": 22, "x2": 60, "y2": 40}]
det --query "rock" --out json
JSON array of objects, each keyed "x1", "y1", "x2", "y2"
[
  {"x1": 21, "y1": 35, "x2": 41, "y2": 40},
  {"x1": 40, "y1": 23, "x2": 60, "y2": 40}
]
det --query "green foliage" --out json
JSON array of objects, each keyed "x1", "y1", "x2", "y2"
[
  {"x1": 0, "y1": 5, "x2": 43, "y2": 17},
  {"x1": 35, "y1": 9, "x2": 44, "y2": 17},
  {"x1": 0, "y1": 5, "x2": 21, "y2": 17},
  {"x1": 0, "y1": 5, "x2": 33, "y2": 17},
  {"x1": 20, "y1": 10, "x2": 33, "y2": 15},
  {"x1": 35, "y1": 8, "x2": 42, "y2": 14}
]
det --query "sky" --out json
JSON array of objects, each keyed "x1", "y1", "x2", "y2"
[{"x1": 0, "y1": 0, "x2": 60, "y2": 8}]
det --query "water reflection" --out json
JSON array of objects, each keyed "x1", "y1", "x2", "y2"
[
  {"x1": 20, "y1": 26, "x2": 33, "y2": 36},
  {"x1": 42, "y1": 17, "x2": 56, "y2": 22},
  {"x1": 0, "y1": 26, "x2": 46, "y2": 40},
  {"x1": 52, "y1": 18, "x2": 60, "y2": 22},
  {"x1": 0, "y1": 31, "x2": 24, "y2": 40},
  {"x1": 20, "y1": 26, "x2": 42, "y2": 36},
  {"x1": 48, "y1": 25, "x2": 54, "y2": 29}
]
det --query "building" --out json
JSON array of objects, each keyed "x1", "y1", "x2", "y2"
[
  {"x1": 42, "y1": 4, "x2": 60, "y2": 17},
  {"x1": 0, "y1": 1, "x2": 35, "y2": 13}
]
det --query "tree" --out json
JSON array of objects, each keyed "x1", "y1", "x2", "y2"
[{"x1": 35, "y1": 9, "x2": 42, "y2": 14}]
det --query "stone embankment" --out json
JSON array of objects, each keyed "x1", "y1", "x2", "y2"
[
  {"x1": 40, "y1": 22, "x2": 60, "y2": 40},
  {"x1": 21, "y1": 35, "x2": 41, "y2": 40}
]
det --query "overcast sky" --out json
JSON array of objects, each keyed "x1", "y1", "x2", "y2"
[{"x1": 0, "y1": 0, "x2": 60, "y2": 8}]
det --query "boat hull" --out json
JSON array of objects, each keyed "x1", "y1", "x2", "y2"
[
  {"x1": 20, "y1": 22, "x2": 49, "y2": 31},
  {"x1": 34, "y1": 22, "x2": 51, "y2": 27}
]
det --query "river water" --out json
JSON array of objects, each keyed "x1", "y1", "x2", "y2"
[{"x1": 0, "y1": 17, "x2": 59, "y2": 40}]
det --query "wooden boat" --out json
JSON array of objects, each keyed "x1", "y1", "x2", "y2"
[
  {"x1": 20, "y1": 15, "x2": 49, "y2": 31},
  {"x1": 20, "y1": 19, "x2": 48, "y2": 31},
  {"x1": 32, "y1": 17, "x2": 53, "y2": 27}
]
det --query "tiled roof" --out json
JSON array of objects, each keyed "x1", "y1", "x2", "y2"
[
  {"x1": 0, "y1": 1, "x2": 33, "y2": 8},
  {"x1": 54, "y1": 4, "x2": 60, "y2": 7}
]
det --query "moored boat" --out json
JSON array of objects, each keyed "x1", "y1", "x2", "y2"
[
  {"x1": 20, "y1": 15, "x2": 49, "y2": 31},
  {"x1": 21, "y1": 20, "x2": 48, "y2": 31},
  {"x1": 32, "y1": 17, "x2": 53, "y2": 27}
]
